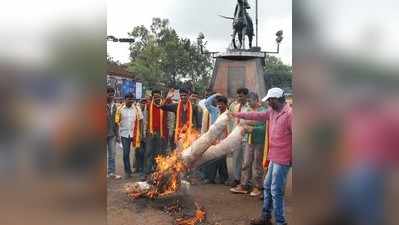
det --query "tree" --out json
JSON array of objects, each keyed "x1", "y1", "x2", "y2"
[
  {"x1": 128, "y1": 18, "x2": 213, "y2": 93},
  {"x1": 264, "y1": 55, "x2": 292, "y2": 91}
]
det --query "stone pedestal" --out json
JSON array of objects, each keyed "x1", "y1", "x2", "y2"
[{"x1": 209, "y1": 50, "x2": 266, "y2": 99}]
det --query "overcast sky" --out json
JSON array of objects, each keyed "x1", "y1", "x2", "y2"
[{"x1": 107, "y1": 0, "x2": 292, "y2": 65}]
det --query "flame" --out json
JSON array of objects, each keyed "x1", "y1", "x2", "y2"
[
  {"x1": 175, "y1": 203, "x2": 206, "y2": 225},
  {"x1": 126, "y1": 128, "x2": 200, "y2": 199},
  {"x1": 177, "y1": 126, "x2": 200, "y2": 149}
]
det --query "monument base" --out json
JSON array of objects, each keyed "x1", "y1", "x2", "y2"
[{"x1": 210, "y1": 50, "x2": 266, "y2": 99}]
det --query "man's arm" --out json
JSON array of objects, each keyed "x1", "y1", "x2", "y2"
[
  {"x1": 204, "y1": 94, "x2": 219, "y2": 115},
  {"x1": 160, "y1": 103, "x2": 178, "y2": 112},
  {"x1": 198, "y1": 99, "x2": 206, "y2": 109},
  {"x1": 232, "y1": 110, "x2": 270, "y2": 122}
]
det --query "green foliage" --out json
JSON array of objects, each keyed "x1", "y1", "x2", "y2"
[
  {"x1": 128, "y1": 18, "x2": 213, "y2": 93},
  {"x1": 264, "y1": 55, "x2": 292, "y2": 91}
]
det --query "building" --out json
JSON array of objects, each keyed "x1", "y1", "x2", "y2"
[{"x1": 106, "y1": 63, "x2": 143, "y2": 101}]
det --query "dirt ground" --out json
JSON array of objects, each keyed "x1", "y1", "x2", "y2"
[{"x1": 107, "y1": 148, "x2": 292, "y2": 225}]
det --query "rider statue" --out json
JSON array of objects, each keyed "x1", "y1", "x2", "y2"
[{"x1": 232, "y1": 0, "x2": 254, "y2": 49}]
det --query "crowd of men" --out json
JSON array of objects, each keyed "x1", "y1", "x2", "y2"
[{"x1": 106, "y1": 86, "x2": 292, "y2": 225}]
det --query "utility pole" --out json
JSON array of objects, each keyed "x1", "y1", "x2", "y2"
[{"x1": 256, "y1": 0, "x2": 258, "y2": 47}]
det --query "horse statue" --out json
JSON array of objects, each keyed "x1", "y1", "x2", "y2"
[{"x1": 231, "y1": 0, "x2": 254, "y2": 49}]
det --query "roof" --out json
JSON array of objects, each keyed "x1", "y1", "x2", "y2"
[{"x1": 106, "y1": 63, "x2": 137, "y2": 79}]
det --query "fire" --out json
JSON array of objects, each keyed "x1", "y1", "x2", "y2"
[
  {"x1": 126, "y1": 128, "x2": 200, "y2": 199},
  {"x1": 177, "y1": 126, "x2": 200, "y2": 149},
  {"x1": 146, "y1": 150, "x2": 187, "y2": 198},
  {"x1": 175, "y1": 203, "x2": 206, "y2": 225}
]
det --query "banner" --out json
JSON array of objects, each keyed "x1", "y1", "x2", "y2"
[{"x1": 106, "y1": 75, "x2": 143, "y2": 99}]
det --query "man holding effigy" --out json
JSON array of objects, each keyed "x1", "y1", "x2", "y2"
[{"x1": 231, "y1": 87, "x2": 292, "y2": 225}]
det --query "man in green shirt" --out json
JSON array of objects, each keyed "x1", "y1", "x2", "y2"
[{"x1": 230, "y1": 92, "x2": 266, "y2": 196}]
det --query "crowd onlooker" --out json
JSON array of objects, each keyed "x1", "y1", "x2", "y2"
[
  {"x1": 106, "y1": 86, "x2": 122, "y2": 179},
  {"x1": 228, "y1": 87, "x2": 249, "y2": 187},
  {"x1": 115, "y1": 92, "x2": 143, "y2": 179},
  {"x1": 230, "y1": 92, "x2": 266, "y2": 197}
]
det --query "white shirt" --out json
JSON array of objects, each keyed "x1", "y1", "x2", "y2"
[
  {"x1": 198, "y1": 98, "x2": 206, "y2": 110},
  {"x1": 119, "y1": 106, "x2": 136, "y2": 138}
]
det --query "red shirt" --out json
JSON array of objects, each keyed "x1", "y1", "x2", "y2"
[{"x1": 236, "y1": 104, "x2": 292, "y2": 165}]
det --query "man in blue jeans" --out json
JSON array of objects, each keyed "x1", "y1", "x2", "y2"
[
  {"x1": 232, "y1": 87, "x2": 292, "y2": 225},
  {"x1": 106, "y1": 86, "x2": 121, "y2": 179}
]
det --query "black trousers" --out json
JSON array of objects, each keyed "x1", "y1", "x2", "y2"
[
  {"x1": 134, "y1": 141, "x2": 145, "y2": 173},
  {"x1": 206, "y1": 156, "x2": 229, "y2": 183}
]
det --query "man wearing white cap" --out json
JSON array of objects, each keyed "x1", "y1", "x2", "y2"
[{"x1": 231, "y1": 87, "x2": 292, "y2": 225}]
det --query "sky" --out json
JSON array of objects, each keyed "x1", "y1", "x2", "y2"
[
  {"x1": 107, "y1": 0, "x2": 292, "y2": 65},
  {"x1": 1, "y1": 0, "x2": 397, "y2": 68}
]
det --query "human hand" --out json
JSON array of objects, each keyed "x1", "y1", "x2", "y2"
[
  {"x1": 243, "y1": 125, "x2": 254, "y2": 133},
  {"x1": 166, "y1": 89, "x2": 175, "y2": 99},
  {"x1": 225, "y1": 110, "x2": 233, "y2": 118}
]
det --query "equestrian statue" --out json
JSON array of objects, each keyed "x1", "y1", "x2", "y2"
[{"x1": 220, "y1": 0, "x2": 255, "y2": 49}]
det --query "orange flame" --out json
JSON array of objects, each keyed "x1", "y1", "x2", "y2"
[
  {"x1": 127, "y1": 128, "x2": 200, "y2": 199},
  {"x1": 176, "y1": 125, "x2": 200, "y2": 149},
  {"x1": 175, "y1": 203, "x2": 206, "y2": 225}
]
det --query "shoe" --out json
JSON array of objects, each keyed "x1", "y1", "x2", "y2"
[
  {"x1": 202, "y1": 179, "x2": 215, "y2": 184},
  {"x1": 124, "y1": 174, "x2": 132, "y2": 179},
  {"x1": 250, "y1": 217, "x2": 272, "y2": 225},
  {"x1": 227, "y1": 179, "x2": 240, "y2": 187},
  {"x1": 113, "y1": 174, "x2": 122, "y2": 179},
  {"x1": 250, "y1": 187, "x2": 262, "y2": 197},
  {"x1": 230, "y1": 185, "x2": 249, "y2": 194}
]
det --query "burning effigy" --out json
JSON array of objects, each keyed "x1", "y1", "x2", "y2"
[{"x1": 125, "y1": 112, "x2": 245, "y2": 199}]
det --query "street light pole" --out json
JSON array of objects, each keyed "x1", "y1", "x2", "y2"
[{"x1": 262, "y1": 30, "x2": 283, "y2": 55}]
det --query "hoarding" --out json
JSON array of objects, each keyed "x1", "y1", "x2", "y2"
[{"x1": 106, "y1": 75, "x2": 142, "y2": 99}]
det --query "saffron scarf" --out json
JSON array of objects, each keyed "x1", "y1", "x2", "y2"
[
  {"x1": 262, "y1": 122, "x2": 271, "y2": 168},
  {"x1": 174, "y1": 100, "x2": 193, "y2": 142},
  {"x1": 132, "y1": 104, "x2": 142, "y2": 149},
  {"x1": 148, "y1": 99, "x2": 167, "y2": 138}
]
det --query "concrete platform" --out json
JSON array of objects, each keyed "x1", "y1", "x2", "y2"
[{"x1": 210, "y1": 52, "x2": 267, "y2": 99}]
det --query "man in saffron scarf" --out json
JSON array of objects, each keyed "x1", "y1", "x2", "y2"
[
  {"x1": 115, "y1": 93, "x2": 143, "y2": 179},
  {"x1": 230, "y1": 92, "x2": 266, "y2": 196},
  {"x1": 143, "y1": 90, "x2": 168, "y2": 179},
  {"x1": 161, "y1": 88, "x2": 200, "y2": 149},
  {"x1": 228, "y1": 87, "x2": 249, "y2": 187}
]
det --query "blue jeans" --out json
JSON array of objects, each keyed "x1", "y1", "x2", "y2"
[
  {"x1": 107, "y1": 136, "x2": 116, "y2": 175},
  {"x1": 262, "y1": 162, "x2": 291, "y2": 225},
  {"x1": 121, "y1": 136, "x2": 133, "y2": 175}
]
